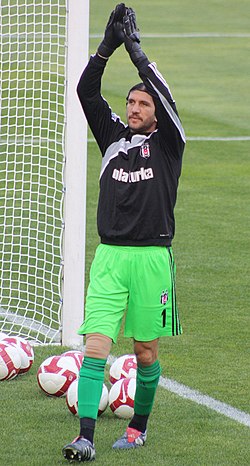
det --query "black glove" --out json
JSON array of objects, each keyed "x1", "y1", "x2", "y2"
[
  {"x1": 123, "y1": 8, "x2": 147, "y2": 65},
  {"x1": 97, "y1": 3, "x2": 126, "y2": 58}
]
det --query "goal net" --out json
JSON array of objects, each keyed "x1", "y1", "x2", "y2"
[{"x1": 0, "y1": 1, "x2": 88, "y2": 345}]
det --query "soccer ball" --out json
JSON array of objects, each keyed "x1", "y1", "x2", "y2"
[
  {"x1": 2, "y1": 336, "x2": 34, "y2": 374},
  {"x1": 37, "y1": 354, "x2": 80, "y2": 397},
  {"x1": 66, "y1": 378, "x2": 109, "y2": 417},
  {"x1": 0, "y1": 331, "x2": 8, "y2": 341},
  {"x1": 98, "y1": 383, "x2": 109, "y2": 416},
  {"x1": 0, "y1": 342, "x2": 21, "y2": 381},
  {"x1": 109, "y1": 377, "x2": 136, "y2": 419},
  {"x1": 66, "y1": 378, "x2": 78, "y2": 415},
  {"x1": 109, "y1": 354, "x2": 137, "y2": 384},
  {"x1": 61, "y1": 350, "x2": 84, "y2": 371}
]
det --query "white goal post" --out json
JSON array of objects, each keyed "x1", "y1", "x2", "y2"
[
  {"x1": 62, "y1": 1, "x2": 89, "y2": 347},
  {"x1": 0, "y1": 0, "x2": 89, "y2": 346}
]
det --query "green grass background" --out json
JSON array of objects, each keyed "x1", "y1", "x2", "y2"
[{"x1": 1, "y1": 0, "x2": 250, "y2": 464}]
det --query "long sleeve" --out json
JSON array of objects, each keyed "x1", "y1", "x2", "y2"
[
  {"x1": 77, "y1": 54, "x2": 126, "y2": 155},
  {"x1": 136, "y1": 57, "x2": 186, "y2": 158}
]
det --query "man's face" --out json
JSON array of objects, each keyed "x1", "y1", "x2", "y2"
[{"x1": 126, "y1": 90, "x2": 157, "y2": 134}]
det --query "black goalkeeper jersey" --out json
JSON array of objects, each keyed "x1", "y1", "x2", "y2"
[{"x1": 77, "y1": 54, "x2": 186, "y2": 246}]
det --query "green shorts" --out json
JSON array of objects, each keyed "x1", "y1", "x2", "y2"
[{"x1": 78, "y1": 244, "x2": 182, "y2": 343}]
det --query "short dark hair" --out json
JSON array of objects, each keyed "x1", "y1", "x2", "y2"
[{"x1": 126, "y1": 82, "x2": 149, "y2": 101}]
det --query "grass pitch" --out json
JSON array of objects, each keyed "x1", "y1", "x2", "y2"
[{"x1": 1, "y1": 0, "x2": 250, "y2": 464}]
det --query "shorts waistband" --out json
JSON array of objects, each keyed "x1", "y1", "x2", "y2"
[{"x1": 98, "y1": 244, "x2": 170, "y2": 253}]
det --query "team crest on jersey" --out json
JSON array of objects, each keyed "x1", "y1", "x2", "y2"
[
  {"x1": 160, "y1": 290, "x2": 168, "y2": 305},
  {"x1": 140, "y1": 142, "x2": 151, "y2": 159}
]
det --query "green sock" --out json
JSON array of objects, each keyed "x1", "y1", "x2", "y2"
[
  {"x1": 78, "y1": 356, "x2": 106, "y2": 420},
  {"x1": 134, "y1": 360, "x2": 161, "y2": 416}
]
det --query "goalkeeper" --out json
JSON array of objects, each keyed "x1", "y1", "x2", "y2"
[{"x1": 62, "y1": 3, "x2": 186, "y2": 463}]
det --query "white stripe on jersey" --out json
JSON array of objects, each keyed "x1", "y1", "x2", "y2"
[
  {"x1": 148, "y1": 62, "x2": 175, "y2": 102},
  {"x1": 148, "y1": 78, "x2": 186, "y2": 144},
  {"x1": 100, "y1": 133, "x2": 154, "y2": 179}
]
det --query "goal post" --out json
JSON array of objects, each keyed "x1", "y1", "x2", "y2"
[
  {"x1": 0, "y1": 0, "x2": 89, "y2": 346},
  {"x1": 62, "y1": 0, "x2": 89, "y2": 347}
]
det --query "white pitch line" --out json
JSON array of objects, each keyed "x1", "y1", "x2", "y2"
[
  {"x1": 159, "y1": 377, "x2": 250, "y2": 428},
  {"x1": 5, "y1": 32, "x2": 249, "y2": 42},
  {"x1": 0, "y1": 137, "x2": 249, "y2": 145},
  {"x1": 88, "y1": 136, "x2": 250, "y2": 143},
  {"x1": 188, "y1": 136, "x2": 250, "y2": 141},
  {"x1": 107, "y1": 354, "x2": 250, "y2": 428},
  {"x1": 90, "y1": 32, "x2": 250, "y2": 39}
]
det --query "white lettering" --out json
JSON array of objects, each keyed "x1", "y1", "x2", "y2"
[
  {"x1": 145, "y1": 168, "x2": 154, "y2": 179},
  {"x1": 112, "y1": 167, "x2": 154, "y2": 183},
  {"x1": 121, "y1": 171, "x2": 129, "y2": 182},
  {"x1": 112, "y1": 169, "x2": 119, "y2": 180}
]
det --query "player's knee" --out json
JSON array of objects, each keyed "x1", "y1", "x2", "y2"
[
  {"x1": 134, "y1": 343, "x2": 158, "y2": 366},
  {"x1": 137, "y1": 351, "x2": 155, "y2": 366},
  {"x1": 85, "y1": 333, "x2": 112, "y2": 360}
]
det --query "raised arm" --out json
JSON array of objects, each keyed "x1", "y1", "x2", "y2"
[
  {"x1": 123, "y1": 8, "x2": 186, "y2": 155},
  {"x1": 76, "y1": 4, "x2": 127, "y2": 153}
]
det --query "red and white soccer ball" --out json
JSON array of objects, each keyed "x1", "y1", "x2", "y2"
[
  {"x1": 37, "y1": 354, "x2": 80, "y2": 397},
  {"x1": 109, "y1": 354, "x2": 137, "y2": 384},
  {"x1": 2, "y1": 336, "x2": 34, "y2": 374},
  {"x1": 65, "y1": 378, "x2": 79, "y2": 415},
  {"x1": 66, "y1": 378, "x2": 109, "y2": 417},
  {"x1": 0, "y1": 331, "x2": 8, "y2": 341},
  {"x1": 0, "y1": 342, "x2": 21, "y2": 381},
  {"x1": 98, "y1": 383, "x2": 109, "y2": 416},
  {"x1": 109, "y1": 377, "x2": 136, "y2": 419},
  {"x1": 61, "y1": 350, "x2": 84, "y2": 371}
]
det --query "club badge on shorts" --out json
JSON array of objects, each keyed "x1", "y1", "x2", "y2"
[
  {"x1": 140, "y1": 141, "x2": 151, "y2": 159},
  {"x1": 160, "y1": 290, "x2": 168, "y2": 305}
]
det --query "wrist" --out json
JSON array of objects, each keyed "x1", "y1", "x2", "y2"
[
  {"x1": 97, "y1": 41, "x2": 114, "y2": 58},
  {"x1": 125, "y1": 42, "x2": 147, "y2": 66},
  {"x1": 97, "y1": 52, "x2": 109, "y2": 61}
]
